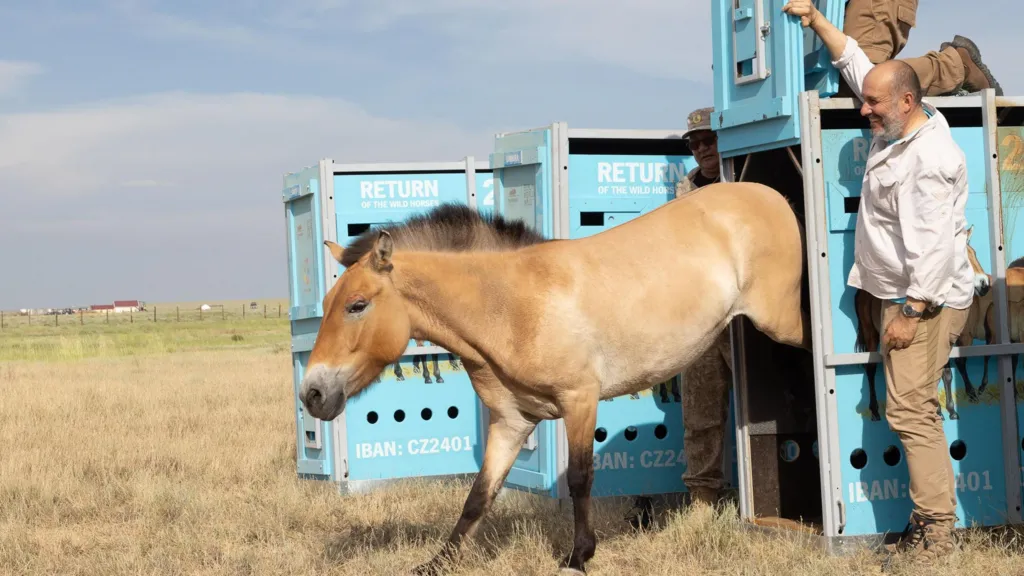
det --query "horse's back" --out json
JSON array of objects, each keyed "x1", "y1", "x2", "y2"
[{"x1": 632, "y1": 180, "x2": 802, "y2": 255}]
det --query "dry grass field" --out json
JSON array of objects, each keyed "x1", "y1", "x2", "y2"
[{"x1": 4, "y1": 313, "x2": 1024, "y2": 575}]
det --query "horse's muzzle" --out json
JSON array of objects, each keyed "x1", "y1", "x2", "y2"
[{"x1": 300, "y1": 364, "x2": 347, "y2": 420}]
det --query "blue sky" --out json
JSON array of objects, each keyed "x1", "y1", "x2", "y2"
[{"x1": 0, "y1": 0, "x2": 1019, "y2": 309}]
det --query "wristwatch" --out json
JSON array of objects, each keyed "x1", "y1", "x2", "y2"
[{"x1": 901, "y1": 303, "x2": 923, "y2": 318}]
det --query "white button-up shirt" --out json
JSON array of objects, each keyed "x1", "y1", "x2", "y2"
[{"x1": 833, "y1": 36, "x2": 975, "y2": 310}]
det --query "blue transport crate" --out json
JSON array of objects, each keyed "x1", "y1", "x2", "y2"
[
  {"x1": 714, "y1": 90, "x2": 1024, "y2": 550},
  {"x1": 490, "y1": 123, "x2": 740, "y2": 499},
  {"x1": 282, "y1": 157, "x2": 495, "y2": 492},
  {"x1": 709, "y1": 0, "x2": 1024, "y2": 547}
]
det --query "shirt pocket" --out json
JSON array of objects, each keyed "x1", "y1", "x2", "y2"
[{"x1": 867, "y1": 165, "x2": 900, "y2": 215}]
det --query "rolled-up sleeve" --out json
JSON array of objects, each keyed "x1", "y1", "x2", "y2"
[
  {"x1": 831, "y1": 36, "x2": 875, "y2": 102},
  {"x1": 897, "y1": 167, "x2": 958, "y2": 306}
]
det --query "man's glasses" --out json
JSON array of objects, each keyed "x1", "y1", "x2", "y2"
[{"x1": 689, "y1": 135, "x2": 716, "y2": 150}]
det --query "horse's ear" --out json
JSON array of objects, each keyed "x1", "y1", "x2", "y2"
[
  {"x1": 370, "y1": 230, "x2": 394, "y2": 273},
  {"x1": 324, "y1": 240, "x2": 345, "y2": 263}
]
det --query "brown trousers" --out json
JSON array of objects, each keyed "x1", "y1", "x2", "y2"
[
  {"x1": 875, "y1": 301, "x2": 970, "y2": 522},
  {"x1": 840, "y1": 0, "x2": 965, "y2": 96},
  {"x1": 681, "y1": 330, "x2": 732, "y2": 491}
]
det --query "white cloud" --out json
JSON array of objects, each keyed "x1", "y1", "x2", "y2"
[
  {"x1": 0, "y1": 60, "x2": 43, "y2": 96},
  {"x1": 0, "y1": 91, "x2": 493, "y2": 205},
  {"x1": 266, "y1": 0, "x2": 711, "y2": 82},
  {"x1": 0, "y1": 91, "x2": 496, "y2": 307}
]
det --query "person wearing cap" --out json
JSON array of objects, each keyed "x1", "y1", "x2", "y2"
[
  {"x1": 674, "y1": 107, "x2": 733, "y2": 511},
  {"x1": 675, "y1": 107, "x2": 721, "y2": 197},
  {"x1": 625, "y1": 106, "x2": 731, "y2": 531}
]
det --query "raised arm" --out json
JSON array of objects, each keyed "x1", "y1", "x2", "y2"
[
  {"x1": 782, "y1": 0, "x2": 876, "y2": 100},
  {"x1": 782, "y1": 0, "x2": 847, "y2": 59}
]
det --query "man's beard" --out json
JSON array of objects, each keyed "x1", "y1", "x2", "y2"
[{"x1": 871, "y1": 111, "x2": 906, "y2": 141}]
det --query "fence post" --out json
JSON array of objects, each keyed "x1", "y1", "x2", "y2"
[
  {"x1": 55, "y1": 312, "x2": 58, "y2": 326},
  {"x1": 278, "y1": 304, "x2": 282, "y2": 318},
  {"x1": 242, "y1": 304, "x2": 245, "y2": 319},
  {"x1": 1, "y1": 310, "x2": 4, "y2": 330},
  {"x1": 200, "y1": 307, "x2": 203, "y2": 321},
  {"x1": 106, "y1": 310, "x2": 109, "y2": 324},
  {"x1": 130, "y1": 309, "x2": 133, "y2": 324},
  {"x1": 153, "y1": 307, "x2": 157, "y2": 322},
  {"x1": 28, "y1": 310, "x2": 31, "y2": 325},
  {"x1": 222, "y1": 307, "x2": 225, "y2": 321},
  {"x1": 176, "y1": 306, "x2": 180, "y2": 322},
  {"x1": 264, "y1": 305, "x2": 267, "y2": 319},
  {"x1": 80, "y1": 310, "x2": 84, "y2": 325}
]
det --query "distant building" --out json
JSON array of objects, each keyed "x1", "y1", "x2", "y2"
[
  {"x1": 90, "y1": 304, "x2": 114, "y2": 313},
  {"x1": 113, "y1": 300, "x2": 142, "y2": 313}
]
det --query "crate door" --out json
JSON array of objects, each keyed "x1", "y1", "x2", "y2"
[
  {"x1": 711, "y1": 0, "x2": 846, "y2": 158},
  {"x1": 491, "y1": 128, "x2": 559, "y2": 495},
  {"x1": 283, "y1": 170, "x2": 333, "y2": 479}
]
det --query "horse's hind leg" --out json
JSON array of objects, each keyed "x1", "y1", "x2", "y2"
[
  {"x1": 557, "y1": 389, "x2": 600, "y2": 574},
  {"x1": 412, "y1": 402, "x2": 537, "y2": 576},
  {"x1": 941, "y1": 361, "x2": 958, "y2": 420},
  {"x1": 743, "y1": 263, "x2": 811, "y2": 352}
]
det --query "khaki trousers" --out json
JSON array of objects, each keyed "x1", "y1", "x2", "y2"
[
  {"x1": 681, "y1": 330, "x2": 732, "y2": 490},
  {"x1": 876, "y1": 301, "x2": 970, "y2": 523},
  {"x1": 840, "y1": 0, "x2": 965, "y2": 96}
]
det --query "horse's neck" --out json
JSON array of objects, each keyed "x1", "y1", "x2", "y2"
[{"x1": 391, "y1": 250, "x2": 512, "y2": 365}]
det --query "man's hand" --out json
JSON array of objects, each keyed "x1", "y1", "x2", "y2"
[
  {"x1": 883, "y1": 314, "x2": 919, "y2": 351},
  {"x1": 882, "y1": 300, "x2": 926, "y2": 351},
  {"x1": 782, "y1": 0, "x2": 820, "y2": 27}
]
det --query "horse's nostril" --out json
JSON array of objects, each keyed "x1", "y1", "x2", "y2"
[{"x1": 306, "y1": 387, "x2": 323, "y2": 406}]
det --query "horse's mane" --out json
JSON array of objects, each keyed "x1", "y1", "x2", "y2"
[{"x1": 340, "y1": 202, "x2": 550, "y2": 268}]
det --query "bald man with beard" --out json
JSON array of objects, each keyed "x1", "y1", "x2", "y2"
[{"x1": 785, "y1": 0, "x2": 978, "y2": 569}]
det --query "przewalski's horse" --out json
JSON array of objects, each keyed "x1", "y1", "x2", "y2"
[
  {"x1": 299, "y1": 181, "x2": 811, "y2": 575},
  {"x1": 853, "y1": 226, "x2": 992, "y2": 421}
]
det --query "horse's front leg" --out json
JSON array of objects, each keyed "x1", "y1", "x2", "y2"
[
  {"x1": 558, "y1": 391, "x2": 599, "y2": 575},
  {"x1": 411, "y1": 410, "x2": 537, "y2": 576}
]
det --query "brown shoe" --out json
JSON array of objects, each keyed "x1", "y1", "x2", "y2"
[
  {"x1": 881, "y1": 513, "x2": 955, "y2": 571},
  {"x1": 942, "y1": 35, "x2": 1003, "y2": 96}
]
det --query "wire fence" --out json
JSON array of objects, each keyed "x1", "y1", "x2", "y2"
[{"x1": 0, "y1": 304, "x2": 288, "y2": 330}]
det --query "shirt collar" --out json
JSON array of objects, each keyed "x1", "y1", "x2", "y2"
[{"x1": 883, "y1": 103, "x2": 936, "y2": 147}]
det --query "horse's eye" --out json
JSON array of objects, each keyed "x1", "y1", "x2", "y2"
[{"x1": 347, "y1": 300, "x2": 368, "y2": 314}]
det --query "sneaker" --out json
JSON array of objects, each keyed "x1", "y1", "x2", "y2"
[{"x1": 881, "y1": 512, "x2": 955, "y2": 571}]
